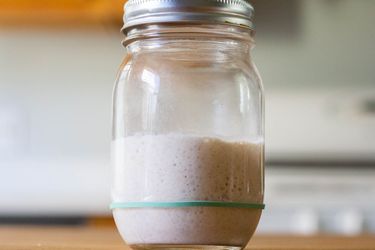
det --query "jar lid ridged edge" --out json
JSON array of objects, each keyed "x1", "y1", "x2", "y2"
[{"x1": 122, "y1": 0, "x2": 254, "y2": 33}]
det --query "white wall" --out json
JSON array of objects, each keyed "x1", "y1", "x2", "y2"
[
  {"x1": 0, "y1": 26, "x2": 124, "y2": 215},
  {"x1": 254, "y1": 0, "x2": 375, "y2": 88}
]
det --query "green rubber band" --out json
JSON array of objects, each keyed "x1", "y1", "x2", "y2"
[{"x1": 110, "y1": 201, "x2": 265, "y2": 210}]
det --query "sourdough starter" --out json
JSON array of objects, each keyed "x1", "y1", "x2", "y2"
[{"x1": 112, "y1": 134, "x2": 263, "y2": 247}]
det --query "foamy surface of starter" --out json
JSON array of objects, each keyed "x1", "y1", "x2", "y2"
[{"x1": 112, "y1": 133, "x2": 263, "y2": 203}]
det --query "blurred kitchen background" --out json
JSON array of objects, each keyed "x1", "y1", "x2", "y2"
[{"x1": 0, "y1": 0, "x2": 374, "y2": 235}]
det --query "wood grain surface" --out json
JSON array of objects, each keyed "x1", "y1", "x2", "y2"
[{"x1": 0, "y1": 226, "x2": 374, "y2": 250}]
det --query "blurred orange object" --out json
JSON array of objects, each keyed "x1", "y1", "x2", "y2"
[
  {"x1": 0, "y1": 0, "x2": 125, "y2": 26},
  {"x1": 87, "y1": 216, "x2": 116, "y2": 228}
]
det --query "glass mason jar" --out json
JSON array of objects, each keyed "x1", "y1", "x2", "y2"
[{"x1": 111, "y1": 0, "x2": 265, "y2": 249}]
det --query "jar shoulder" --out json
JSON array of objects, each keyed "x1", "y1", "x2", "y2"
[{"x1": 115, "y1": 52, "x2": 262, "y2": 90}]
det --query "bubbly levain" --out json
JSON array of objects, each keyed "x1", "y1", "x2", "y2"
[{"x1": 112, "y1": 134, "x2": 264, "y2": 247}]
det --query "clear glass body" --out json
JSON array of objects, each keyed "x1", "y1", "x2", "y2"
[{"x1": 112, "y1": 24, "x2": 264, "y2": 250}]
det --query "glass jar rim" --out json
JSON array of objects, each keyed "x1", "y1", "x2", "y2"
[{"x1": 122, "y1": 24, "x2": 255, "y2": 47}]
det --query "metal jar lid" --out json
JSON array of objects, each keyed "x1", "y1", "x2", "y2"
[{"x1": 122, "y1": 0, "x2": 254, "y2": 33}]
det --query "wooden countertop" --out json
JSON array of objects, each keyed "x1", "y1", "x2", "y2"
[{"x1": 1, "y1": 226, "x2": 375, "y2": 250}]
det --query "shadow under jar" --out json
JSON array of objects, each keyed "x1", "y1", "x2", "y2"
[{"x1": 111, "y1": 1, "x2": 265, "y2": 249}]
